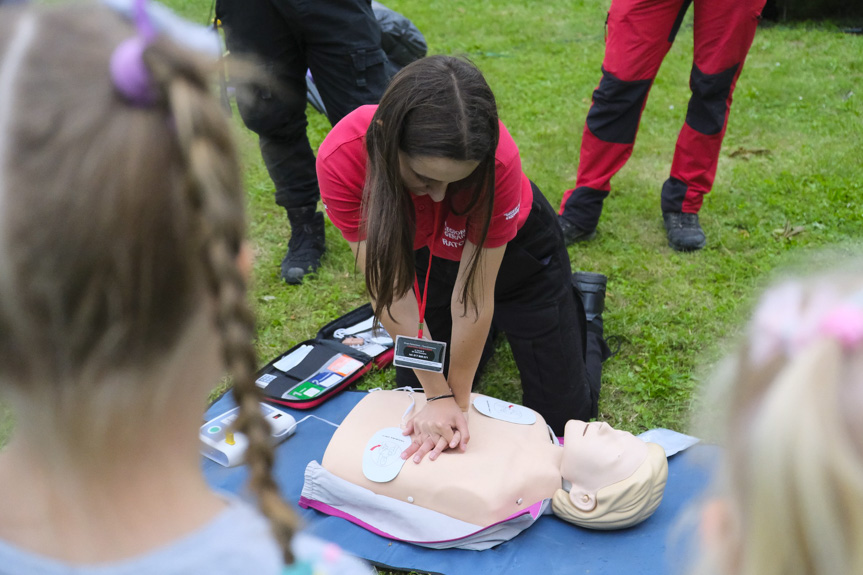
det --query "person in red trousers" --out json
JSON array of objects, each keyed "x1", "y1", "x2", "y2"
[{"x1": 558, "y1": 0, "x2": 767, "y2": 251}]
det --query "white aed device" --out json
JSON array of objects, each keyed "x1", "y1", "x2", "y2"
[{"x1": 200, "y1": 403, "x2": 297, "y2": 467}]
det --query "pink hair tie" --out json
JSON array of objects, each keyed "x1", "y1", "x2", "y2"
[
  {"x1": 819, "y1": 305, "x2": 863, "y2": 350},
  {"x1": 749, "y1": 283, "x2": 803, "y2": 367},
  {"x1": 109, "y1": 0, "x2": 157, "y2": 106}
]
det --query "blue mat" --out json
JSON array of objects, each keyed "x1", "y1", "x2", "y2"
[{"x1": 202, "y1": 391, "x2": 716, "y2": 575}]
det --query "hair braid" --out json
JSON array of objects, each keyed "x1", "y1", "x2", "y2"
[{"x1": 146, "y1": 41, "x2": 298, "y2": 563}]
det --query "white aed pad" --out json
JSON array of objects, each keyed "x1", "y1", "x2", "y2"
[
  {"x1": 473, "y1": 396, "x2": 537, "y2": 425},
  {"x1": 200, "y1": 403, "x2": 297, "y2": 467},
  {"x1": 362, "y1": 427, "x2": 413, "y2": 483}
]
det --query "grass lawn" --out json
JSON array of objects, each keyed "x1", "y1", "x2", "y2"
[
  {"x1": 235, "y1": 1, "x2": 862, "y2": 435},
  {"x1": 0, "y1": 3, "x2": 859, "y2": 570}
]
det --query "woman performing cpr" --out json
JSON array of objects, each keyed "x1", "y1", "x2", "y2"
[{"x1": 318, "y1": 55, "x2": 604, "y2": 462}]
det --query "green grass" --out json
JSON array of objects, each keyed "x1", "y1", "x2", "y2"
[{"x1": 240, "y1": 2, "x2": 863, "y2": 435}]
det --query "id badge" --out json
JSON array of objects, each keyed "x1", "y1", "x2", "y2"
[{"x1": 393, "y1": 335, "x2": 446, "y2": 373}]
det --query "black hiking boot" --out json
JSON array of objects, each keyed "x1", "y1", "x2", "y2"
[
  {"x1": 573, "y1": 271, "x2": 607, "y2": 322},
  {"x1": 662, "y1": 211, "x2": 706, "y2": 252},
  {"x1": 281, "y1": 206, "x2": 325, "y2": 284},
  {"x1": 572, "y1": 271, "x2": 610, "y2": 420},
  {"x1": 558, "y1": 216, "x2": 597, "y2": 246}
]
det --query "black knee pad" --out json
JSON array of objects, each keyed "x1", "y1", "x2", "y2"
[
  {"x1": 685, "y1": 63, "x2": 739, "y2": 135},
  {"x1": 586, "y1": 68, "x2": 652, "y2": 144}
]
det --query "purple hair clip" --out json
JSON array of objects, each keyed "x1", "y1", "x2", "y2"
[{"x1": 110, "y1": 0, "x2": 158, "y2": 106}]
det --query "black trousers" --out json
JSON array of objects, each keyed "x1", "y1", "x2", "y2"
[
  {"x1": 217, "y1": 0, "x2": 391, "y2": 210},
  {"x1": 396, "y1": 183, "x2": 595, "y2": 435}
]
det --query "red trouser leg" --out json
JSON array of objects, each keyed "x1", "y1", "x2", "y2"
[
  {"x1": 560, "y1": 0, "x2": 691, "y2": 230},
  {"x1": 662, "y1": 0, "x2": 766, "y2": 214}
]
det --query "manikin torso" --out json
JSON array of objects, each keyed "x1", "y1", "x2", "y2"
[{"x1": 322, "y1": 391, "x2": 562, "y2": 526}]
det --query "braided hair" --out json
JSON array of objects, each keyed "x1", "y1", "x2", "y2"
[
  {"x1": 145, "y1": 36, "x2": 299, "y2": 564},
  {"x1": 0, "y1": 3, "x2": 297, "y2": 563}
]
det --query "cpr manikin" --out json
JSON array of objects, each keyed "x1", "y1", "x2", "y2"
[{"x1": 300, "y1": 390, "x2": 668, "y2": 549}]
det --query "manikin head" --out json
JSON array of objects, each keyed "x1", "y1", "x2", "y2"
[{"x1": 553, "y1": 420, "x2": 669, "y2": 530}]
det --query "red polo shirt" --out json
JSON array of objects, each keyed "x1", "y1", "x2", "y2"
[{"x1": 317, "y1": 105, "x2": 533, "y2": 262}]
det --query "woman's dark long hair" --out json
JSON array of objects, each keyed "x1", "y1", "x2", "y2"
[{"x1": 364, "y1": 55, "x2": 499, "y2": 320}]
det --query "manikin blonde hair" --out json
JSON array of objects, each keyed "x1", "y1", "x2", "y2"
[
  {"x1": 0, "y1": 3, "x2": 297, "y2": 563},
  {"x1": 552, "y1": 442, "x2": 668, "y2": 530},
  {"x1": 687, "y1": 273, "x2": 863, "y2": 575}
]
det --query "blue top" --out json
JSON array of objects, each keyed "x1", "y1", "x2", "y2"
[{"x1": 0, "y1": 495, "x2": 373, "y2": 575}]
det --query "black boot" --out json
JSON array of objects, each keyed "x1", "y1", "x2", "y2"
[
  {"x1": 573, "y1": 271, "x2": 606, "y2": 322},
  {"x1": 282, "y1": 206, "x2": 325, "y2": 285},
  {"x1": 662, "y1": 211, "x2": 706, "y2": 252},
  {"x1": 558, "y1": 216, "x2": 597, "y2": 246},
  {"x1": 572, "y1": 271, "x2": 611, "y2": 419}
]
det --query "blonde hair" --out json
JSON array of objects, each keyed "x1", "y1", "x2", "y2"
[
  {"x1": 552, "y1": 442, "x2": 668, "y2": 530},
  {"x1": 0, "y1": 3, "x2": 297, "y2": 562},
  {"x1": 686, "y1": 273, "x2": 863, "y2": 575}
]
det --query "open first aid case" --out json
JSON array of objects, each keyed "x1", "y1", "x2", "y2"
[{"x1": 255, "y1": 304, "x2": 394, "y2": 409}]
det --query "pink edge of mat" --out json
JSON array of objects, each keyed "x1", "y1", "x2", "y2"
[{"x1": 298, "y1": 496, "x2": 546, "y2": 545}]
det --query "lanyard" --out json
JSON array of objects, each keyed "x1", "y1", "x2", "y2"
[{"x1": 413, "y1": 203, "x2": 443, "y2": 339}]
